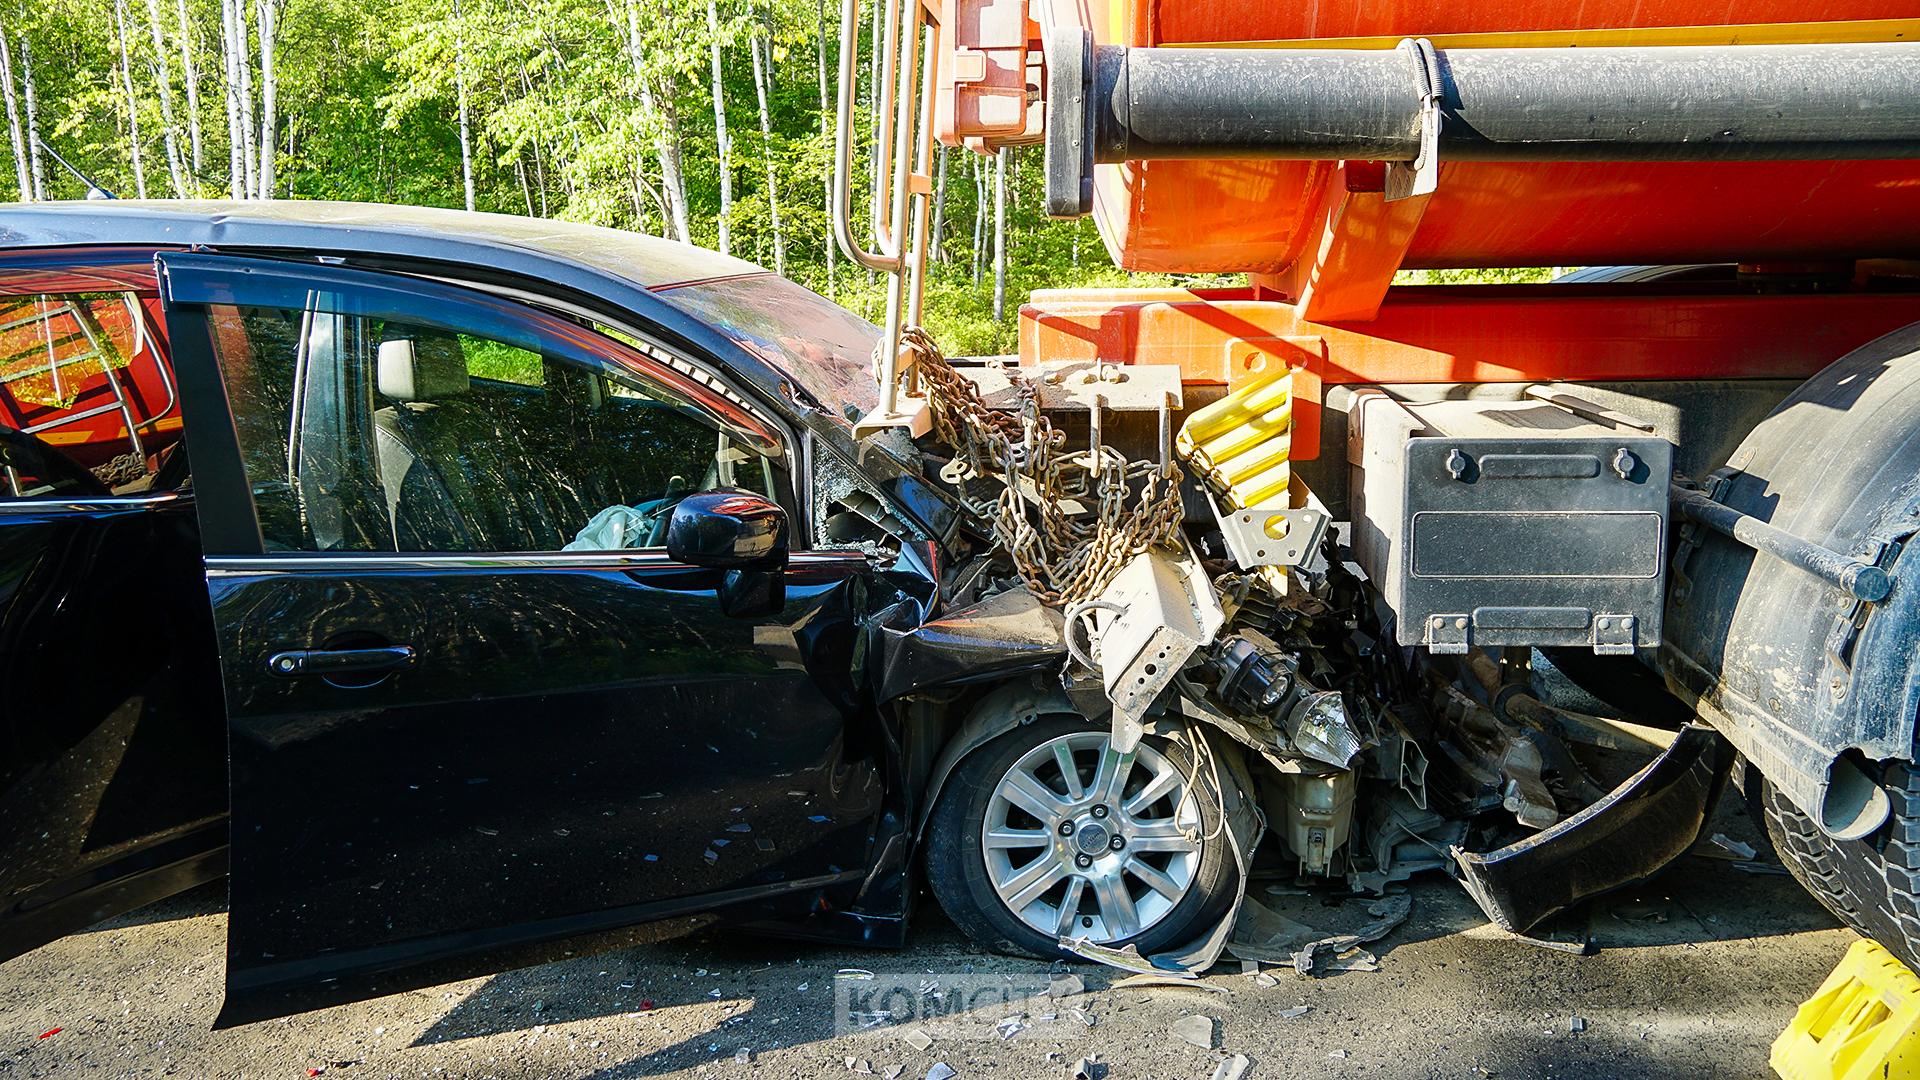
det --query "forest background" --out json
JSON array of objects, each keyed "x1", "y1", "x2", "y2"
[{"x1": 0, "y1": 0, "x2": 1546, "y2": 354}]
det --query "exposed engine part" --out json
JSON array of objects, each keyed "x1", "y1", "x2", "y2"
[
  {"x1": 1430, "y1": 684, "x2": 1562, "y2": 830},
  {"x1": 1070, "y1": 547, "x2": 1226, "y2": 753},
  {"x1": 1283, "y1": 769, "x2": 1357, "y2": 877}
]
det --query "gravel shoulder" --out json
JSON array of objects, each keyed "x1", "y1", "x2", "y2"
[{"x1": 1, "y1": 796, "x2": 1851, "y2": 1079}]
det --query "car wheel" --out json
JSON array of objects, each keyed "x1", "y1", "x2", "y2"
[{"x1": 925, "y1": 715, "x2": 1241, "y2": 960}]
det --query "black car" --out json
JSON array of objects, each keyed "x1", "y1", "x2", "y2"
[{"x1": 0, "y1": 201, "x2": 1243, "y2": 1026}]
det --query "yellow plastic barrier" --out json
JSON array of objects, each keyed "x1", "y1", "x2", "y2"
[
  {"x1": 1773, "y1": 939, "x2": 1920, "y2": 1080},
  {"x1": 1177, "y1": 371, "x2": 1292, "y2": 509}
]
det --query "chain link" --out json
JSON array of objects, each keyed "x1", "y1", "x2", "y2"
[{"x1": 899, "y1": 327, "x2": 1184, "y2": 605}]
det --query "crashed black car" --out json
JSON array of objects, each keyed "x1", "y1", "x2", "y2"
[{"x1": 4, "y1": 201, "x2": 1757, "y2": 1026}]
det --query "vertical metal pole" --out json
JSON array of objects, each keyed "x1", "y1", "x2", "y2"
[
  {"x1": 868, "y1": 0, "x2": 903, "y2": 251},
  {"x1": 874, "y1": 0, "x2": 922, "y2": 417},
  {"x1": 905, "y1": 24, "x2": 937, "y2": 331}
]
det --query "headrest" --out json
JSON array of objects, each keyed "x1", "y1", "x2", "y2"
[{"x1": 377, "y1": 333, "x2": 471, "y2": 401}]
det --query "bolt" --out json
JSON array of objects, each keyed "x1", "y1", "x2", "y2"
[
  {"x1": 1446, "y1": 448, "x2": 1470, "y2": 480},
  {"x1": 1612, "y1": 448, "x2": 1638, "y2": 479},
  {"x1": 1109, "y1": 834, "x2": 1126, "y2": 852},
  {"x1": 1090, "y1": 805, "x2": 1109, "y2": 819},
  {"x1": 1058, "y1": 820, "x2": 1075, "y2": 837},
  {"x1": 1075, "y1": 853, "x2": 1094, "y2": 869}
]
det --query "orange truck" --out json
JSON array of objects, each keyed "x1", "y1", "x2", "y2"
[{"x1": 836, "y1": 0, "x2": 1920, "y2": 971}]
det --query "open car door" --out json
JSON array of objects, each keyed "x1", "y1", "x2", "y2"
[{"x1": 157, "y1": 251, "x2": 887, "y2": 1025}]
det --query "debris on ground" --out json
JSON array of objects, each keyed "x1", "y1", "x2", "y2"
[
  {"x1": 1211, "y1": 1054, "x2": 1253, "y2": 1080},
  {"x1": 902, "y1": 1029, "x2": 934, "y2": 1053},
  {"x1": 1612, "y1": 900, "x2": 1671, "y2": 923},
  {"x1": 925, "y1": 1063, "x2": 956, "y2": 1080},
  {"x1": 1569, "y1": 1015, "x2": 1587, "y2": 1034},
  {"x1": 1709, "y1": 834, "x2": 1758, "y2": 860},
  {"x1": 846, "y1": 1058, "x2": 872, "y2": 1074},
  {"x1": 1172, "y1": 1014, "x2": 1217, "y2": 1049},
  {"x1": 1324, "y1": 948, "x2": 1380, "y2": 973},
  {"x1": 36, "y1": 1028, "x2": 60, "y2": 1039},
  {"x1": 837, "y1": 968, "x2": 877, "y2": 980},
  {"x1": 733, "y1": 1047, "x2": 752, "y2": 1064},
  {"x1": 1329, "y1": 1049, "x2": 1349, "y2": 1060},
  {"x1": 1049, "y1": 973, "x2": 1086, "y2": 998},
  {"x1": 1277, "y1": 1005, "x2": 1311, "y2": 1019},
  {"x1": 1230, "y1": 892, "x2": 1412, "y2": 977},
  {"x1": 1731, "y1": 860, "x2": 1791, "y2": 876},
  {"x1": 1069, "y1": 1055, "x2": 1104, "y2": 1080},
  {"x1": 1114, "y1": 973, "x2": 1226, "y2": 994},
  {"x1": 995, "y1": 1015, "x2": 1026, "y2": 1040}
]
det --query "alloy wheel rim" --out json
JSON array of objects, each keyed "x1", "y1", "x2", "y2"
[{"x1": 981, "y1": 730, "x2": 1202, "y2": 944}]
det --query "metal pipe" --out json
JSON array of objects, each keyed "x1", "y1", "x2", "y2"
[
  {"x1": 906, "y1": 24, "x2": 937, "y2": 330},
  {"x1": 831, "y1": 0, "x2": 898, "y2": 273},
  {"x1": 1045, "y1": 31, "x2": 1920, "y2": 212},
  {"x1": 1675, "y1": 488, "x2": 1892, "y2": 602},
  {"x1": 873, "y1": 0, "x2": 924, "y2": 416},
  {"x1": 869, "y1": 0, "x2": 903, "y2": 250}
]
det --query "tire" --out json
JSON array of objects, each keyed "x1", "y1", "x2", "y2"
[
  {"x1": 1761, "y1": 763, "x2": 1920, "y2": 970},
  {"x1": 925, "y1": 715, "x2": 1242, "y2": 960}
]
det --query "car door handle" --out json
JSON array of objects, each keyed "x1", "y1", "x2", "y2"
[{"x1": 267, "y1": 646, "x2": 416, "y2": 678}]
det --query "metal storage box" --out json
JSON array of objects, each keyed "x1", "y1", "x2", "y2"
[{"x1": 1347, "y1": 390, "x2": 1672, "y2": 654}]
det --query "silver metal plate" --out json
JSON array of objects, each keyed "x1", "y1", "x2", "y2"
[{"x1": 958, "y1": 360, "x2": 1183, "y2": 413}]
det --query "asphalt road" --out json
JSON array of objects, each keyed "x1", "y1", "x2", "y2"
[{"x1": 0, "y1": 796, "x2": 1852, "y2": 1080}]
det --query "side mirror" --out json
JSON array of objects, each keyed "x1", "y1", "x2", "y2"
[{"x1": 666, "y1": 489, "x2": 789, "y2": 569}]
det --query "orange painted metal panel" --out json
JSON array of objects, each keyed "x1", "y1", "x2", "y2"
[
  {"x1": 1019, "y1": 285, "x2": 1920, "y2": 459},
  {"x1": 1067, "y1": 3, "x2": 1920, "y2": 274}
]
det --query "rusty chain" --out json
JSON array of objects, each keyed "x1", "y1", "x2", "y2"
[{"x1": 899, "y1": 327, "x2": 1184, "y2": 605}]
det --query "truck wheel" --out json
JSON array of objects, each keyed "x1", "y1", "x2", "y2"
[
  {"x1": 925, "y1": 715, "x2": 1241, "y2": 960},
  {"x1": 1761, "y1": 764, "x2": 1920, "y2": 969}
]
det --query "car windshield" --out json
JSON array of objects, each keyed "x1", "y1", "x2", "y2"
[{"x1": 654, "y1": 273, "x2": 879, "y2": 417}]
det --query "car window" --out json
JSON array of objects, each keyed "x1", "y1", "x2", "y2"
[
  {"x1": 0, "y1": 292, "x2": 182, "y2": 498},
  {"x1": 653, "y1": 273, "x2": 880, "y2": 417},
  {"x1": 206, "y1": 290, "x2": 785, "y2": 554}
]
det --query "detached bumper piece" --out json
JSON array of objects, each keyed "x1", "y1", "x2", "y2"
[
  {"x1": 1773, "y1": 939, "x2": 1920, "y2": 1080},
  {"x1": 1452, "y1": 723, "x2": 1730, "y2": 933}
]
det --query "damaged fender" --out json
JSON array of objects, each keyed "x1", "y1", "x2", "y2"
[
  {"x1": 1453, "y1": 723, "x2": 1733, "y2": 934},
  {"x1": 914, "y1": 678, "x2": 1080, "y2": 838}
]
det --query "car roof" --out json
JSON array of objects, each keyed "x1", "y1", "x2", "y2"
[{"x1": 0, "y1": 199, "x2": 767, "y2": 289}]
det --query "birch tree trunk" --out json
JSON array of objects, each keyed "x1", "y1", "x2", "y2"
[
  {"x1": 235, "y1": 0, "x2": 258, "y2": 197},
  {"x1": 749, "y1": 31, "x2": 785, "y2": 274},
  {"x1": 20, "y1": 38, "x2": 44, "y2": 200},
  {"x1": 256, "y1": 0, "x2": 277, "y2": 198},
  {"x1": 814, "y1": 0, "x2": 834, "y2": 295},
  {"x1": 928, "y1": 146, "x2": 947, "y2": 263},
  {"x1": 626, "y1": 0, "x2": 689, "y2": 242},
  {"x1": 0, "y1": 34, "x2": 31, "y2": 201},
  {"x1": 175, "y1": 0, "x2": 202, "y2": 176},
  {"x1": 704, "y1": 0, "x2": 732, "y2": 255},
  {"x1": 991, "y1": 147, "x2": 1008, "y2": 322},
  {"x1": 452, "y1": 0, "x2": 474, "y2": 210},
  {"x1": 114, "y1": 0, "x2": 152, "y2": 198},
  {"x1": 219, "y1": 0, "x2": 245, "y2": 197},
  {"x1": 970, "y1": 152, "x2": 985, "y2": 284},
  {"x1": 143, "y1": 0, "x2": 187, "y2": 195}
]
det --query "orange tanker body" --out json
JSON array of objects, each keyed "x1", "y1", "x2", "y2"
[{"x1": 1060, "y1": 0, "x2": 1920, "y2": 277}]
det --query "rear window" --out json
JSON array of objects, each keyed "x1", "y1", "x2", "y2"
[
  {"x1": 654, "y1": 274, "x2": 879, "y2": 416},
  {"x1": 0, "y1": 292, "x2": 181, "y2": 497}
]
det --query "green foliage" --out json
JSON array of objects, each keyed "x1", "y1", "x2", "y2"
[
  {"x1": 0, "y1": 0, "x2": 1554, "y2": 356},
  {"x1": 2, "y1": 0, "x2": 1242, "y2": 342}
]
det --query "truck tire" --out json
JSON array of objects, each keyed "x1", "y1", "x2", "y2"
[
  {"x1": 1761, "y1": 764, "x2": 1920, "y2": 970},
  {"x1": 925, "y1": 715, "x2": 1241, "y2": 960}
]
